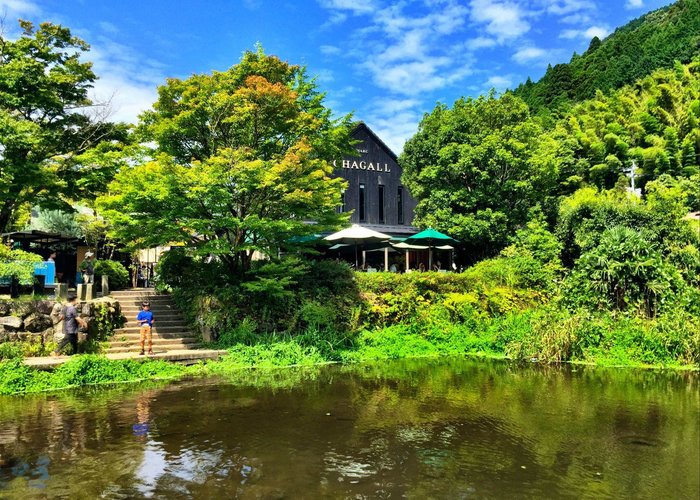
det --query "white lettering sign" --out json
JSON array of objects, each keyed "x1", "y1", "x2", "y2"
[{"x1": 333, "y1": 160, "x2": 391, "y2": 173}]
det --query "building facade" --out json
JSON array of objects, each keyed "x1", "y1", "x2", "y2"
[{"x1": 333, "y1": 123, "x2": 418, "y2": 236}]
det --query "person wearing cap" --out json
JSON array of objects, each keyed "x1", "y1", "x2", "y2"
[{"x1": 80, "y1": 252, "x2": 95, "y2": 284}]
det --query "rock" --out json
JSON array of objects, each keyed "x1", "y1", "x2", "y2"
[
  {"x1": 40, "y1": 328, "x2": 54, "y2": 344},
  {"x1": 0, "y1": 302, "x2": 10, "y2": 316},
  {"x1": 23, "y1": 313, "x2": 52, "y2": 333},
  {"x1": 0, "y1": 316, "x2": 23, "y2": 331},
  {"x1": 34, "y1": 300, "x2": 56, "y2": 315},
  {"x1": 50, "y1": 303, "x2": 63, "y2": 325},
  {"x1": 81, "y1": 302, "x2": 94, "y2": 316},
  {"x1": 0, "y1": 331, "x2": 8, "y2": 343},
  {"x1": 15, "y1": 332, "x2": 42, "y2": 343},
  {"x1": 9, "y1": 302, "x2": 35, "y2": 319}
]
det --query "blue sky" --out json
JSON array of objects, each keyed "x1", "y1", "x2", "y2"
[{"x1": 2, "y1": 0, "x2": 674, "y2": 152}]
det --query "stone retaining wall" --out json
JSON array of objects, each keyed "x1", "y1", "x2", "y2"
[{"x1": 0, "y1": 297, "x2": 122, "y2": 350}]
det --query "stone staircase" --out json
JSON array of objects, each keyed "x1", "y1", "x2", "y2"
[{"x1": 108, "y1": 289, "x2": 200, "y2": 354}]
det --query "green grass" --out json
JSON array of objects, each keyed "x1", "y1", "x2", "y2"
[{"x1": 1, "y1": 300, "x2": 697, "y2": 396}]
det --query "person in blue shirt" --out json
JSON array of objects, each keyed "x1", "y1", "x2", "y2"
[{"x1": 137, "y1": 301, "x2": 155, "y2": 356}]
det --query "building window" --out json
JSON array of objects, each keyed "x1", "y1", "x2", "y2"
[
  {"x1": 397, "y1": 186, "x2": 404, "y2": 224},
  {"x1": 359, "y1": 183, "x2": 366, "y2": 222},
  {"x1": 378, "y1": 185, "x2": 385, "y2": 223}
]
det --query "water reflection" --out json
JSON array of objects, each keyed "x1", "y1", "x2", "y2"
[{"x1": 0, "y1": 358, "x2": 698, "y2": 498}]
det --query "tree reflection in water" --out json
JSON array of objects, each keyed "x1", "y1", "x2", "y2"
[{"x1": 0, "y1": 359, "x2": 697, "y2": 498}]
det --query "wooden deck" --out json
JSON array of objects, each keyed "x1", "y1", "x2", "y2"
[{"x1": 24, "y1": 349, "x2": 228, "y2": 370}]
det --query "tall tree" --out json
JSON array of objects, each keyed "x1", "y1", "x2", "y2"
[
  {"x1": 400, "y1": 93, "x2": 557, "y2": 259},
  {"x1": 99, "y1": 48, "x2": 353, "y2": 273},
  {"x1": 0, "y1": 20, "x2": 117, "y2": 232}
]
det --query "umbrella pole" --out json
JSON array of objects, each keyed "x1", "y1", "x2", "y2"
[
  {"x1": 355, "y1": 244, "x2": 359, "y2": 269},
  {"x1": 429, "y1": 244, "x2": 433, "y2": 271}
]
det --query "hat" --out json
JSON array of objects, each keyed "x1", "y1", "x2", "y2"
[{"x1": 85, "y1": 252, "x2": 94, "y2": 257}]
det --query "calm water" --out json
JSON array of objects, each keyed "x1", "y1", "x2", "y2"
[{"x1": 0, "y1": 358, "x2": 698, "y2": 499}]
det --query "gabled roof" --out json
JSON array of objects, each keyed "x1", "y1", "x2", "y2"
[{"x1": 352, "y1": 122, "x2": 398, "y2": 162}]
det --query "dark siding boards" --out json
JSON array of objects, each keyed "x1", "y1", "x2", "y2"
[{"x1": 333, "y1": 123, "x2": 417, "y2": 227}]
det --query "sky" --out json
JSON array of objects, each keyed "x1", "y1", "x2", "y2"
[{"x1": 1, "y1": 0, "x2": 675, "y2": 153}]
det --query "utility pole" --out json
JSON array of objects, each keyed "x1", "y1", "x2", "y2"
[{"x1": 629, "y1": 160, "x2": 636, "y2": 193}]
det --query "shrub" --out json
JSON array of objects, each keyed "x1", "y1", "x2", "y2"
[
  {"x1": 94, "y1": 259, "x2": 129, "y2": 290},
  {"x1": 0, "y1": 343, "x2": 23, "y2": 360},
  {"x1": 564, "y1": 226, "x2": 691, "y2": 316}
]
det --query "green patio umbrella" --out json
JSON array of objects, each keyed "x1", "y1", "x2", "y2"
[{"x1": 404, "y1": 228, "x2": 459, "y2": 270}]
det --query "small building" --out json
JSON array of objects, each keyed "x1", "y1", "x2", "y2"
[{"x1": 332, "y1": 122, "x2": 418, "y2": 237}]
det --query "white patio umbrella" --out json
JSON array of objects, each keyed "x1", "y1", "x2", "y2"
[{"x1": 324, "y1": 224, "x2": 392, "y2": 268}]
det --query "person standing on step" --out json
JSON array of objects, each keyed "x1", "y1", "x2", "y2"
[
  {"x1": 53, "y1": 294, "x2": 87, "y2": 356},
  {"x1": 80, "y1": 252, "x2": 95, "y2": 284},
  {"x1": 137, "y1": 301, "x2": 155, "y2": 356}
]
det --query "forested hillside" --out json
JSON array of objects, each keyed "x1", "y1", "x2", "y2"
[
  {"x1": 401, "y1": 60, "x2": 700, "y2": 257},
  {"x1": 514, "y1": 0, "x2": 700, "y2": 112}
]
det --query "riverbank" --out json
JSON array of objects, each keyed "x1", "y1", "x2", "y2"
[{"x1": 2, "y1": 323, "x2": 698, "y2": 396}]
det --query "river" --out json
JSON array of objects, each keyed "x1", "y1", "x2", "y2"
[{"x1": 0, "y1": 358, "x2": 698, "y2": 499}]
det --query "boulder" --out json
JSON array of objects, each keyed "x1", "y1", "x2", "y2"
[
  {"x1": 24, "y1": 313, "x2": 53, "y2": 333},
  {"x1": 81, "y1": 302, "x2": 94, "y2": 316},
  {"x1": 40, "y1": 328, "x2": 54, "y2": 344},
  {"x1": 9, "y1": 302, "x2": 35, "y2": 319},
  {"x1": 0, "y1": 302, "x2": 10, "y2": 316},
  {"x1": 34, "y1": 300, "x2": 56, "y2": 315},
  {"x1": 0, "y1": 316, "x2": 23, "y2": 331},
  {"x1": 50, "y1": 303, "x2": 63, "y2": 325}
]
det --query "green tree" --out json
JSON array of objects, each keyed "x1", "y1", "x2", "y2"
[
  {"x1": 0, "y1": 20, "x2": 120, "y2": 232},
  {"x1": 99, "y1": 48, "x2": 352, "y2": 273},
  {"x1": 400, "y1": 92, "x2": 556, "y2": 259}
]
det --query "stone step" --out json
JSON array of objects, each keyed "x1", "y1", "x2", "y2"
[
  {"x1": 108, "y1": 338, "x2": 198, "y2": 348},
  {"x1": 112, "y1": 332, "x2": 197, "y2": 340},
  {"x1": 120, "y1": 305, "x2": 180, "y2": 312},
  {"x1": 123, "y1": 319, "x2": 188, "y2": 327},
  {"x1": 106, "y1": 344, "x2": 202, "y2": 354},
  {"x1": 115, "y1": 325, "x2": 194, "y2": 334},
  {"x1": 114, "y1": 299, "x2": 174, "y2": 305}
]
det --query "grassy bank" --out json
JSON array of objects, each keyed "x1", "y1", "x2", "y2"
[{"x1": 1, "y1": 303, "x2": 697, "y2": 396}]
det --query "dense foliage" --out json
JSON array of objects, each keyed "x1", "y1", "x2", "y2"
[
  {"x1": 93, "y1": 259, "x2": 129, "y2": 290},
  {"x1": 514, "y1": 0, "x2": 700, "y2": 112},
  {"x1": 400, "y1": 93, "x2": 556, "y2": 259},
  {"x1": 98, "y1": 48, "x2": 353, "y2": 272},
  {"x1": 404, "y1": 61, "x2": 700, "y2": 258},
  {"x1": 0, "y1": 20, "x2": 127, "y2": 233},
  {"x1": 0, "y1": 244, "x2": 42, "y2": 284}
]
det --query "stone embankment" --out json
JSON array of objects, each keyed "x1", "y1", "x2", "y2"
[{"x1": 0, "y1": 297, "x2": 122, "y2": 350}]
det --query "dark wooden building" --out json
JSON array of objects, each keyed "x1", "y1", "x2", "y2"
[{"x1": 333, "y1": 122, "x2": 418, "y2": 236}]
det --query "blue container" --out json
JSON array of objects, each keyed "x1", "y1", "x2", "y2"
[{"x1": 34, "y1": 261, "x2": 56, "y2": 285}]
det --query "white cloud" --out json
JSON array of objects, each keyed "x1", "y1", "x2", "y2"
[
  {"x1": 98, "y1": 21, "x2": 119, "y2": 34},
  {"x1": 485, "y1": 75, "x2": 513, "y2": 90},
  {"x1": 625, "y1": 0, "x2": 643, "y2": 8},
  {"x1": 366, "y1": 109, "x2": 422, "y2": 154},
  {"x1": 87, "y1": 36, "x2": 165, "y2": 124},
  {"x1": 0, "y1": 0, "x2": 40, "y2": 16},
  {"x1": 315, "y1": 68, "x2": 335, "y2": 84},
  {"x1": 470, "y1": 0, "x2": 530, "y2": 41},
  {"x1": 357, "y1": 1, "x2": 472, "y2": 95},
  {"x1": 512, "y1": 46, "x2": 548, "y2": 64},
  {"x1": 543, "y1": 0, "x2": 595, "y2": 15},
  {"x1": 318, "y1": 0, "x2": 376, "y2": 15},
  {"x1": 560, "y1": 25, "x2": 609, "y2": 40},
  {"x1": 464, "y1": 36, "x2": 498, "y2": 50},
  {"x1": 320, "y1": 44, "x2": 341, "y2": 55}
]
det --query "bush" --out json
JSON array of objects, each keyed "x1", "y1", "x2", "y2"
[
  {"x1": 0, "y1": 343, "x2": 24, "y2": 360},
  {"x1": 94, "y1": 260, "x2": 129, "y2": 290}
]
